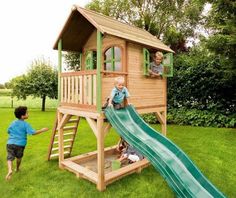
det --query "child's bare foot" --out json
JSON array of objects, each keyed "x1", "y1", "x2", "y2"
[{"x1": 5, "y1": 171, "x2": 13, "y2": 180}]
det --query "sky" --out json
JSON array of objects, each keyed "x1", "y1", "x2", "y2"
[{"x1": 0, "y1": 0, "x2": 91, "y2": 84}]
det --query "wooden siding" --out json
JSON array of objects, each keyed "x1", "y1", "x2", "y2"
[{"x1": 127, "y1": 43, "x2": 167, "y2": 109}]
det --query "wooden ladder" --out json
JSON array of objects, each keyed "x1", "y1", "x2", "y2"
[{"x1": 47, "y1": 114, "x2": 80, "y2": 160}]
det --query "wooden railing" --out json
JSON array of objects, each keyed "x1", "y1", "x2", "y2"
[{"x1": 60, "y1": 70, "x2": 97, "y2": 107}]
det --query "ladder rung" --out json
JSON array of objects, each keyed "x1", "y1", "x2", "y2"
[
  {"x1": 68, "y1": 119, "x2": 79, "y2": 123},
  {"x1": 50, "y1": 151, "x2": 70, "y2": 158},
  {"x1": 53, "y1": 139, "x2": 73, "y2": 144},
  {"x1": 52, "y1": 145, "x2": 72, "y2": 152},
  {"x1": 55, "y1": 132, "x2": 75, "y2": 138},
  {"x1": 56, "y1": 126, "x2": 77, "y2": 131}
]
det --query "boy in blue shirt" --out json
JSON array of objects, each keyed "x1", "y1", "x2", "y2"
[
  {"x1": 108, "y1": 76, "x2": 130, "y2": 109},
  {"x1": 6, "y1": 106, "x2": 48, "y2": 180}
]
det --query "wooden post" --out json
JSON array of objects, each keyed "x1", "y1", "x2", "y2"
[
  {"x1": 161, "y1": 110, "x2": 167, "y2": 136},
  {"x1": 96, "y1": 31, "x2": 102, "y2": 113},
  {"x1": 58, "y1": 39, "x2": 62, "y2": 103},
  {"x1": 97, "y1": 116, "x2": 105, "y2": 191},
  {"x1": 58, "y1": 111, "x2": 64, "y2": 168}
]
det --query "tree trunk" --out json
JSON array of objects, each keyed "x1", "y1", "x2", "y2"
[{"x1": 42, "y1": 95, "x2": 46, "y2": 111}]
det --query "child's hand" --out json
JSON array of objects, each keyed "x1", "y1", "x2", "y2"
[
  {"x1": 41, "y1": 127, "x2": 49, "y2": 132},
  {"x1": 108, "y1": 103, "x2": 113, "y2": 107}
]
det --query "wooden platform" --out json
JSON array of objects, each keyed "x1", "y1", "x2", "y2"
[{"x1": 60, "y1": 146, "x2": 150, "y2": 190}]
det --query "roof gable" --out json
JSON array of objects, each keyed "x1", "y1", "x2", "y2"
[{"x1": 53, "y1": 5, "x2": 174, "y2": 53}]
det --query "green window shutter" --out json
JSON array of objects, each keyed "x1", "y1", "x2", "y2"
[
  {"x1": 162, "y1": 53, "x2": 173, "y2": 77},
  {"x1": 143, "y1": 48, "x2": 150, "y2": 75},
  {"x1": 85, "y1": 51, "x2": 93, "y2": 70}
]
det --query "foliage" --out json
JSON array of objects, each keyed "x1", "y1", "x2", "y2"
[
  {"x1": 168, "y1": 46, "x2": 236, "y2": 115},
  {"x1": 9, "y1": 57, "x2": 58, "y2": 111},
  {"x1": 167, "y1": 108, "x2": 236, "y2": 128},
  {"x1": 86, "y1": 0, "x2": 207, "y2": 52},
  {"x1": 63, "y1": 52, "x2": 81, "y2": 71},
  {"x1": 141, "y1": 109, "x2": 235, "y2": 128},
  {"x1": 204, "y1": 0, "x2": 236, "y2": 67}
]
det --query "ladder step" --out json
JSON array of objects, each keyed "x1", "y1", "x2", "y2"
[
  {"x1": 68, "y1": 119, "x2": 80, "y2": 123},
  {"x1": 53, "y1": 139, "x2": 73, "y2": 144},
  {"x1": 56, "y1": 126, "x2": 77, "y2": 131},
  {"x1": 55, "y1": 132, "x2": 75, "y2": 138},
  {"x1": 52, "y1": 145, "x2": 72, "y2": 152},
  {"x1": 50, "y1": 151, "x2": 70, "y2": 158}
]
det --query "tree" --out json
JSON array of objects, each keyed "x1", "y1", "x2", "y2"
[
  {"x1": 86, "y1": 0, "x2": 207, "y2": 52},
  {"x1": 63, "y1": 52, "x2": 81, "y2": 71},
  {"x1": 10, "y1": 58, "x2": 58, "y2": 111},
  {"x1": 204, "y1": 0, "x2": 236, "y2": 58}
]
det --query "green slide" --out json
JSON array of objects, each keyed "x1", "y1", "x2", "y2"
[{"x1": 105, "y1": 105, "x2": 226, "y2": 198}]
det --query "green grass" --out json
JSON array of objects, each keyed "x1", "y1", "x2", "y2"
[
  {"x1": 0, "y1": 89, "x2": 12, "y2": 96},
  {"x1": 0, "y1": 96, "x2": 57, "y2": 109},
  {"x1": 0, "y1": 108, "x2": 235, "y2": 197}
]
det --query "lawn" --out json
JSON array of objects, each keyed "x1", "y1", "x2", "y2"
[
  {"x1": 0, "y1": 96, "x2": 58, "y2": 109},
  {"x1": 0, "y1": 108, "x2": 235, "y2": 198}
]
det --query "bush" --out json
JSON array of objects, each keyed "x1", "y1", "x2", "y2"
[
  {"x1": 167, "y1": 108, "x2": 236, "y2": 128},
  {"x1": 141, "y1": 108, "x2": 235, "y2": 128}
]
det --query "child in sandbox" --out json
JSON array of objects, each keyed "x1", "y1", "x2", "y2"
[{"x1": 112, "y1": 138, "x2": 144, "y2": 169}]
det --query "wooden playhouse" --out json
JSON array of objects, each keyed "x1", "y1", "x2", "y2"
[{"x1": 48, "y1": 5, "x2": 174, "y2": 191}]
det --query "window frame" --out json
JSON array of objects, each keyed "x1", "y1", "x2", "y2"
[
  {"x1": 143, "y1": 48, "x2": 173, "y2": 77},
  {"x1": 104, "y1": 46, "x2": 122, "y2": 72}
]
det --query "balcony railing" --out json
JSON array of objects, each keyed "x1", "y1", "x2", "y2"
[{"x1": 60, "y1": 70, "x2": 97, "y2": 108}]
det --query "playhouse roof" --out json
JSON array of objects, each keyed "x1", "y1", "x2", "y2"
[{"x1": 53, "y1": 6, "x2": 174, "y2": 53}]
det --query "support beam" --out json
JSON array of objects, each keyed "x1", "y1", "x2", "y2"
[
  {"x1": 103, "y1": 123, "x2": 111, "y2": 137},
  {"x1": 155, "y1": 110, "x2": 166, "y2": 136},
  {"x1": 97, "y1": 116, "x2": 105, "y2": 191},
  {"x1": 96, "y1": 31, "x2": 102, "y2": 113},
  {"x1": 58, "y1": 39, "x2": 62, "y2": 102},
  {"x1": 58, "y1": 112, "x2": 64, "y2": 168},
  {"x1": 57, "y1": 114, "x2": 72, "y2": 130},
  {"x1": 86, "y1": 117, "x2": 98, "y2": 138}
]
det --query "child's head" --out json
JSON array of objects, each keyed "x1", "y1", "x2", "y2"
[
  {"x1": 154, "y1": 51, "x2": 163, "y2": 65},
  {"x1": 114, "y1": 76, "x2": 125, "y2": 90},
  {"x1": 14, "y1": 106, "x2": 28, "y2": 120}
]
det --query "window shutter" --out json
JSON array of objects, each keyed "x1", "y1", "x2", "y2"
[
  {"x1": 143, "y1": 48, "x2": 150, "y2": 75},
  {"x1": 162, "y1": 53, "x2": 173, "y2": 77},
  {"x1": 85, "y1": 51, "x2": 93, "y2": 70}
]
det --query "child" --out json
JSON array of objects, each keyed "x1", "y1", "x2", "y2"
[
  {"x1": 118, "y1": 143, "x2": 144, "y2": 164},
  {"x1": 149, "y1": 51, "x2": 164, "y2": 77},
  {"x1": 113, "y1": 138, "x2": 144, "y2": 169},
  {"x1": 107, "y1": 76, "x2": 130, "y2": 110},
  {"x1": 6, "y1": 106, "x2": 48, "y2": 180}
]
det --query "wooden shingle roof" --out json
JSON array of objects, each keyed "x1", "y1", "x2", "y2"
[{"x1": 53, "y1": 5, "x2": 174, "y2": 53}]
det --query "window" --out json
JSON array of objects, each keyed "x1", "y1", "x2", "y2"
[
  {"x1": 143, "y1": 48, "x2": 173, "y2": 77},
  {"x1": 104, "y1": 46, "x2": 122, "y2": 71},
  {"x1": 85, "y1": 51, "x2": 97, "y2": 70}
]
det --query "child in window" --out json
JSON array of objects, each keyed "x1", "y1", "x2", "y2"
[
  {"x1": 6, "y1": 106, "x2": 48, "y2": 180},
  {"x1": 104, "y1": 76, "x2": 130, "y2": 110},
  {"x1": 149, "y1": 51, "x2": 164, "y2": 77}
]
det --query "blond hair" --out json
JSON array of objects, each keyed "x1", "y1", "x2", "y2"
[
  {"x1": 155, "y1": 51, "x2": 164, "y2": 59},
  {"x1": 114, "y1": 76, "x2": 125, "y2": 85}
]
